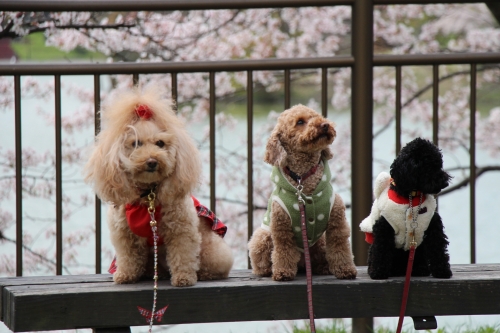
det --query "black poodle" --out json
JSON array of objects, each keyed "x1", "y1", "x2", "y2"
[{"x1": 360, "y1": 138, "x2": 453, "y2": 279}]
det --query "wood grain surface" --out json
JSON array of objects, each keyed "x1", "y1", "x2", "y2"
[{"x1": 1, "y1": 264, "x2": 500, "y2": 332}]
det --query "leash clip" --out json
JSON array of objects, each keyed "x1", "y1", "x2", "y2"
[
  {"x1": 295, "y1": 179, "x2": 305, "y2": 204},
  {"x1": 147, "y1": 190, "x2": 157, "y2": 226}
]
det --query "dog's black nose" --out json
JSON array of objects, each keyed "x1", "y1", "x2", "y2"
[
  {"x1": 321, "y1": 122, "x2": 330, "y2": 132},
  {"x1": 146, "y1": 158, "x2": 158, "y2": 170}
]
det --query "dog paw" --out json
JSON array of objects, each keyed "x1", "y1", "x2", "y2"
[
  {"x1": 368, "y1": 271, "x2": 389, "y2": 280},
  {"x1": 113, "y1": 271, "x2": 140, "y2": 284},
  {"x1": 432, "y1": 268, "x2": 452, "y2": 279},
  {"x1": 312, "y1": 264, "x2": 332, "y2": 275},
  {"x1": 334, "y1": 265, "x2": 357, "y2": 279},
  {"x1": 171, "y1": 272, "x2": 198, "y2": 287},
  {"x1": 252, "y1": 266, "x2": 272, "y2": 277},
  {"x1": 272, "y1": 269, "x2": 296, "y2": 281}
]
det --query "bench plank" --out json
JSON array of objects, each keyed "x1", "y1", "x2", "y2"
[{"x1": 1, "y1": 264, "x2": 500, "y2": 332}]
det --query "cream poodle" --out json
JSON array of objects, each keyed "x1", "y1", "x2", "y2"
[
  {"x1": 84, "y1": 87, "x2": 233, "y2": 287},
  {"x1": 248, "y1": 105, "x2": 357, "y2": 281}
]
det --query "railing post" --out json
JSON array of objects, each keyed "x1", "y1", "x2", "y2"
[{"x1": 352, "y1": 0, "x2": 374, "y2": 332}]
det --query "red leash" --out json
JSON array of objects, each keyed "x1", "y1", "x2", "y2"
[
  {"x1": 296, "y1": 183, "x2": 316, "y2": 333},
  {"x1": 396, "y1": 191, "x2": 423, "y2": 333},
  {"x1": 396, "y1": 243, "x2": 416, "y2": 333},
  {"x1": 288, "y1": 166, "x2": 320, "y2": 333}
]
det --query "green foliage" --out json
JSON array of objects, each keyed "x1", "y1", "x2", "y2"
[
  {"x1": 292, "y1": 320, "x2": 348, "y2": 333},
  {"x1": 436, "y1": 323, "x2": 500, "y2": 333},
  {"x1": 289, "y1": 322, "x2": 500, "y2": 333},
  {"x1": 10, "y1": 32, "x2": 105, "y2": 61}
]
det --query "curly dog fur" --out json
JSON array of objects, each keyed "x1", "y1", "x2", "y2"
[
  {"x1": 84, "y1": 86, "x2": 233, "y2": 287},
  {"x1": 248, "y1": 105, "x2": 357, "y2": 281},
  {"x1": 361, "y1": 138, "x2": 452, "y2": 280}
]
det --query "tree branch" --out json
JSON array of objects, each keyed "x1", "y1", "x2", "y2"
[
  {"x1": 0, "y1": 232, "x2": 72, "y2": 275},
  {"x1": 439, "y1": 166, "x2": 500, "y2": 196},
  {"x1": 373, "y1": 65, "x2": 500, "y2": 138},
  {"x1": 0, "y1": 19, "x2": 136, "y2": 39}
]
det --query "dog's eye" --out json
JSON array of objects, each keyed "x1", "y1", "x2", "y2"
[
  {"x1": 133, "y1": 140, "x2": 143, "y2": 148},
  {"x1": 156, "y1": 140, "x2": 165, "y2": 148},
  {"x1": 296, "y1": 119, "x2": 305, "y2": 125}
]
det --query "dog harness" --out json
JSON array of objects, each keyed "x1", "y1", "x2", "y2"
[
  {"x1": 108, "y1": 196, "x2": 227, "y2": 274},
  {"x1": 261, "y1": 159, "x2": 335, "y2": 249},
  {"x1": 359, "y1": 172, "x2": 436, "y2": 250}
]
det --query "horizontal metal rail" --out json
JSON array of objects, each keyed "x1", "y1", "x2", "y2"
[
  {"x1": 0, "y1": 53, "x2": 498, "y2": 76},
  {"x1": 0, "y1": 0, "x2": 353, "y2": 11},
  {"x1": 374, "y1": 53, "x2": 500, "y2": 66},
  {"x1": 0, "y1": 0, "x2": 487, "y2": 11},
  {"x1": 376, "y1": 0, "x2": 485, "y2": 3},
  {"x1": 0, "y1": 57, "x2": 354, "y2": 75}
]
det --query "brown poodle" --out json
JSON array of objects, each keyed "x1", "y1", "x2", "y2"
[
  {"x1": 84, "y1": 86, "x2": 233, "y2": 287},
  {"x1": 248, "y1": 104, "x2": 357, "y2": 281}
]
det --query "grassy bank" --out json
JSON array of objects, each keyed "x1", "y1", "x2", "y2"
[
  {"x1": 11, "y1": 32, "x2": 105, "y2": 61},
  {"x1": 290, "y1": 320, "x2": 500, "y2": 333}
]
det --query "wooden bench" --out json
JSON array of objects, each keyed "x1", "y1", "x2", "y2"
[{"x1": 2, "y1": 264, "x2": 500, "y2": 332}]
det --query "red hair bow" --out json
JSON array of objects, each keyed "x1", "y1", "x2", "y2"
[{"x1": 135, "y1": 104, "x2": 153, "y2": 119}]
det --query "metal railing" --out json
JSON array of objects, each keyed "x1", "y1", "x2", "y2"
[{"x1": 1, "y1": 2, "x2": 499, "y2": 331}]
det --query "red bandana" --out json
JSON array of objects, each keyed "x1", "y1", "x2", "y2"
[
  {"x1": 125, "y1": 203, "x2": 163, "y2": 246},
  {"x1": 108, "y1": 196, "x2": 228, "y2": 274},
  {"x1": 125, "y1": 196, "x2": 228, "y2": 240}
]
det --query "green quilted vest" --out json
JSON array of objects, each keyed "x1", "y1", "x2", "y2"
[{"x1": 261, "y1": 160, "x2": 335, "y2": 249}]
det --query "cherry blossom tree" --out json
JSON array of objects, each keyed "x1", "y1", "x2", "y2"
[{"x1": 0, "y1": 4, "x2": 499, "y2": 274}]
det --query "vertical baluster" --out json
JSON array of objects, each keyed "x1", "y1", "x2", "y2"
[
  {"x1": 247, "y1": 70, "x2": 254, "y2": 269},
  {"x1": 433, "y1": 65, "x2": 439, "y2": 145},
  {"x1": 15, "y1": 75, "x2": 22, "y2": 276},
  {"x1": 469, "y1": 63, "x2": 477, "y2": 264},
  {"x1": 55, "y1": 75, "x2": 63, "y2": 275},
  {"x1": 284, "y1": 69, "x2": 290, "y2": 110},
  {"x1": 433, "y1": 65, "x2": 440, "y2": 211},
  {"x1": 94, "y1": 74, "x2": 102, "y2": 274},
  {"x1": 209, "y1": 72, "x2": 216, "y2": 213},
  {"x1": 395, "y1": 66, "x2": 402, "y2": 155},
  {"x1": 171, "y1": 72, "x2": 178, "y2": 113},
  {"x1": 321, "y1": 68, "x2": 328, "y2": 118}
]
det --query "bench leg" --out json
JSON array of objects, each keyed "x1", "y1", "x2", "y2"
[
  {"x1": 93, "y1": 328, "x2": 131, "y2": 333},
  {"x1": 412, "y1": 316, "x2": 438, "y2": 330}
]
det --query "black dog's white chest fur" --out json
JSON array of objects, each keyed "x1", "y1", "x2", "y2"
[{"x1": 360, "y1": 172, "x2": 436, "y2": 250}]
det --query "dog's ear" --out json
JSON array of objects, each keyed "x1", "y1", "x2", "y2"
[
  {"x1": 84, "y1": 132, "x2": 133, "y2": 204},
  {"x1": 167, "y1": 125, "x2": 201, "y2": 196},
  {"x1": 264, "y1": 128, "x2": 287, "y2": 166}
]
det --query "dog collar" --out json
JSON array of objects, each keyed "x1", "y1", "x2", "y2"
[
  {"x1": 283, "y1": 163, "x2": 320, "y2": 183},
  {"x1": 135, "y1": 184, "x2": 158, "y2": 198},
  {"x1": 389, "y1": 178, "x2": 421, "y2": 198},
  {"x1": 388, "y1": 188, "x2": 426, "y2": 205}
]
